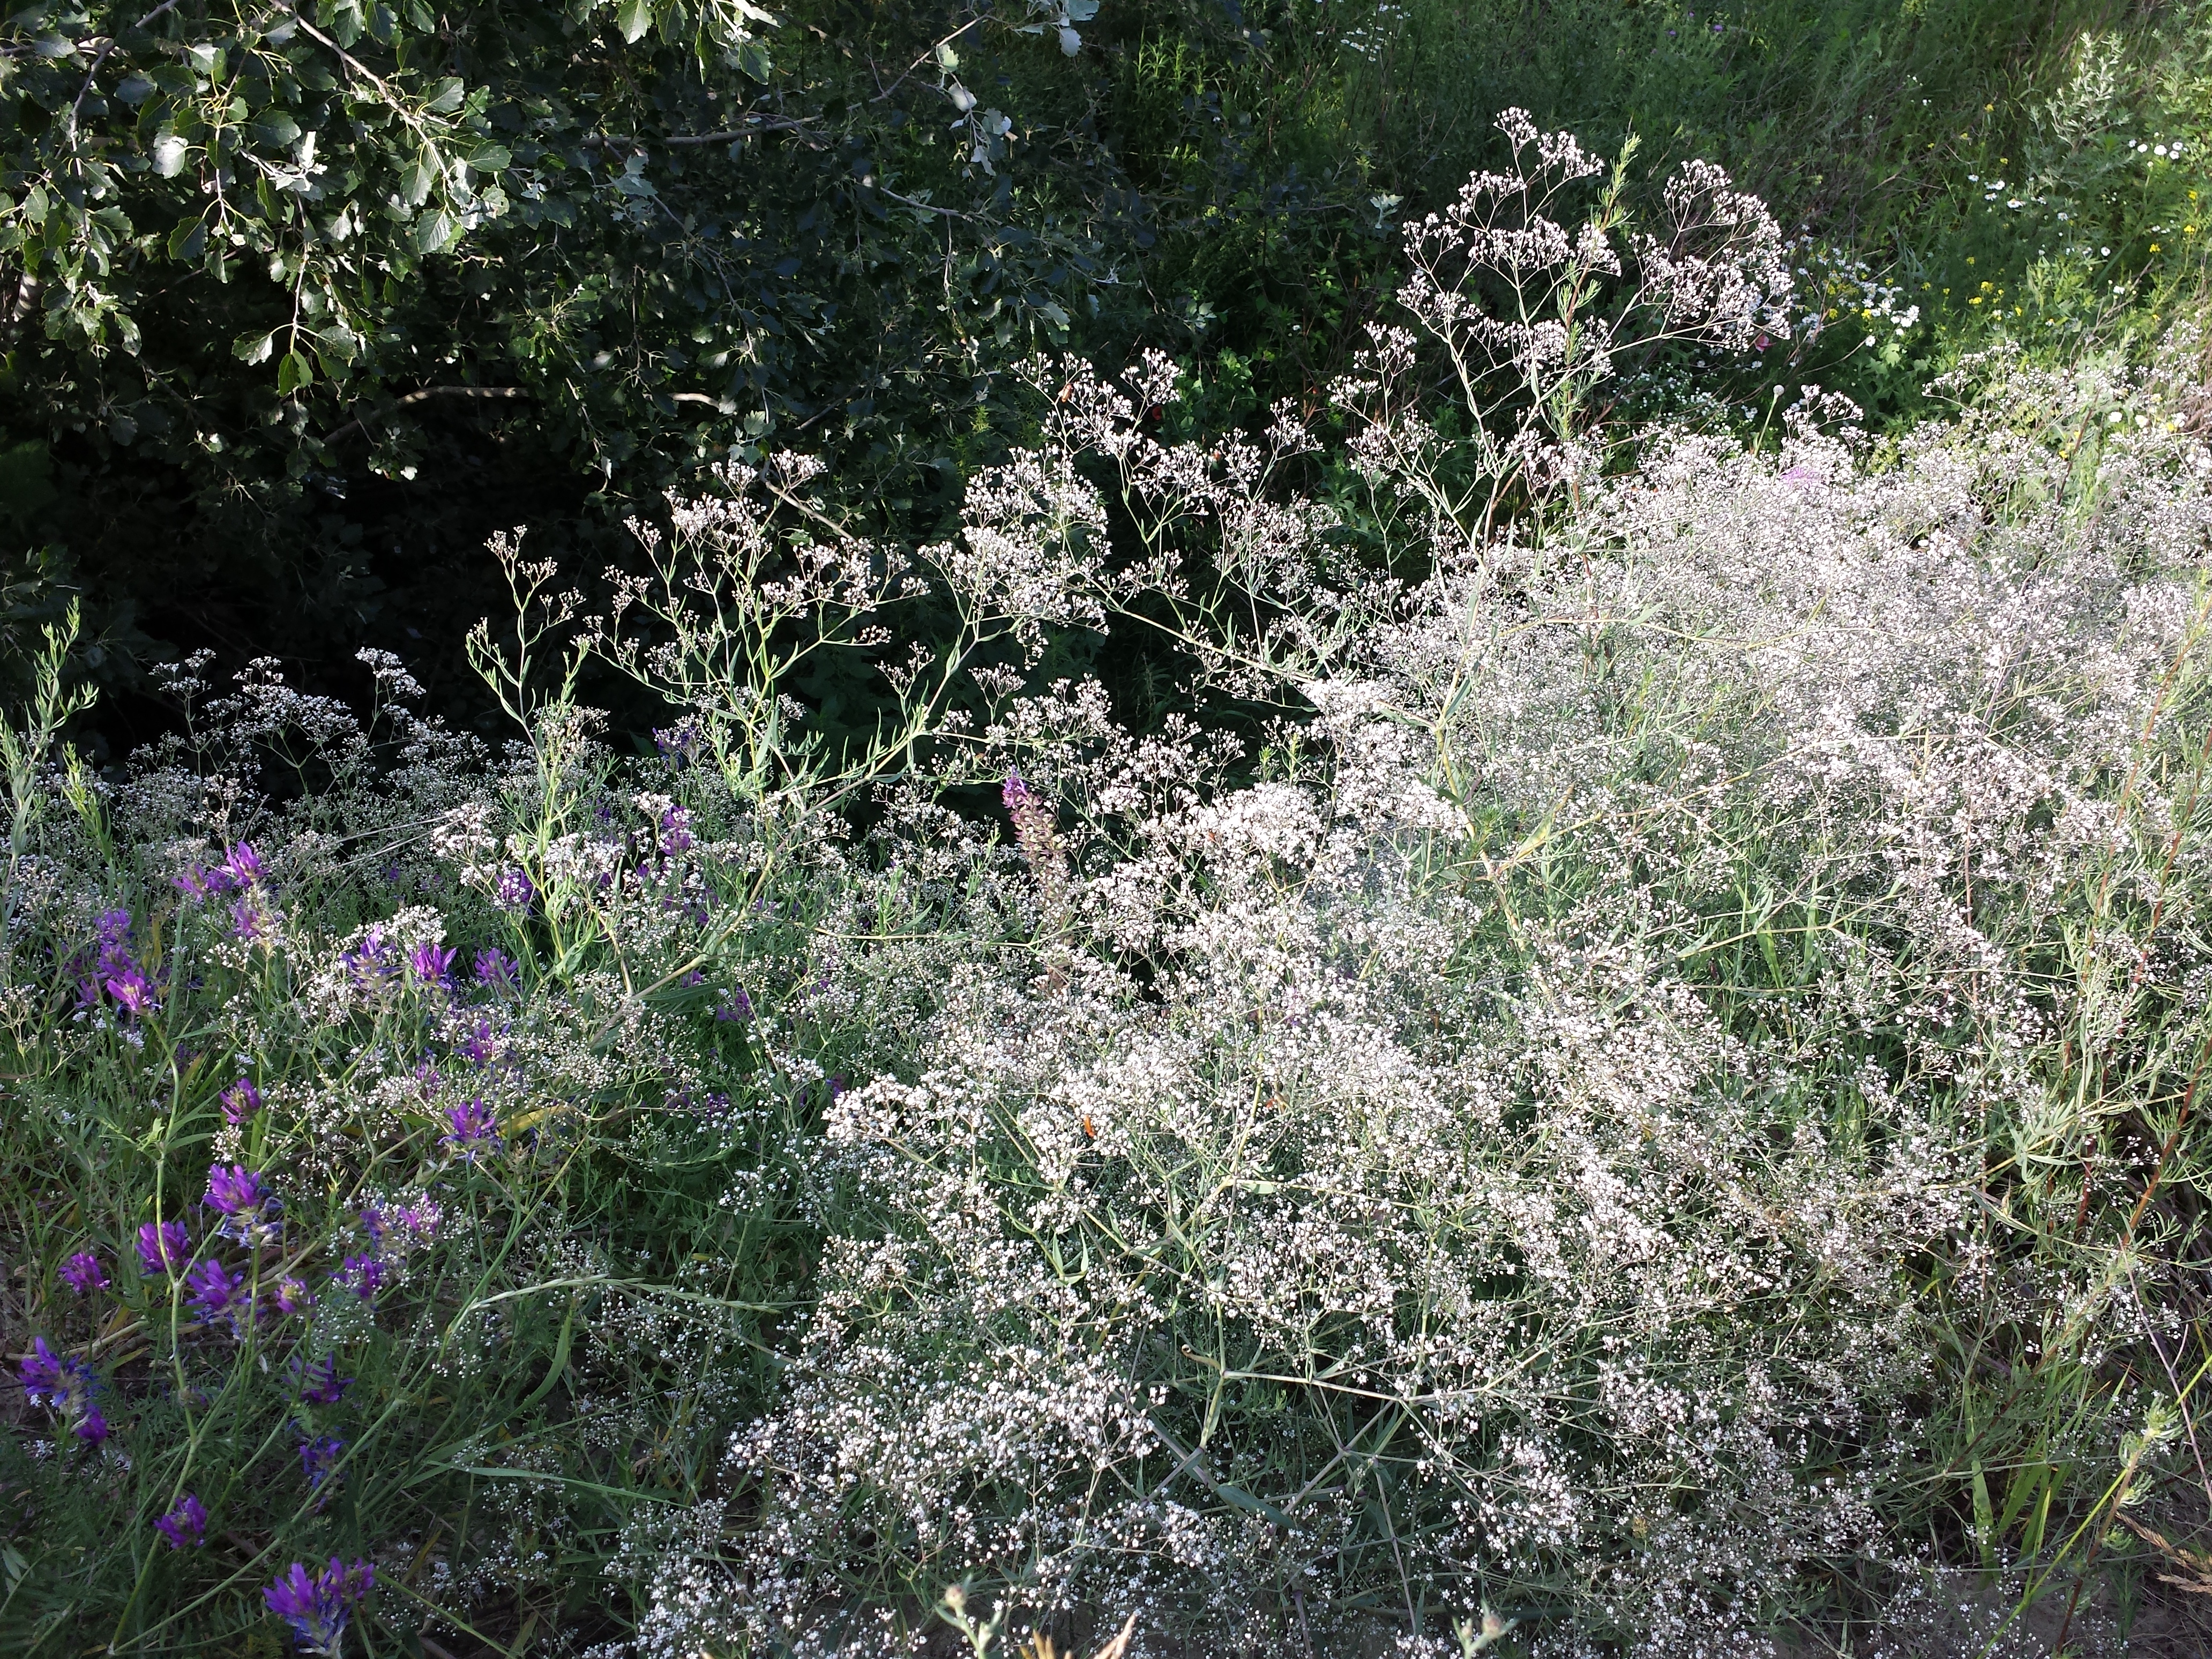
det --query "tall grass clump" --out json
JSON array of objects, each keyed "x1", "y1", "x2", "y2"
[{"x1": 5, "y1": 110, "x2": 2212, "y2": 1657}]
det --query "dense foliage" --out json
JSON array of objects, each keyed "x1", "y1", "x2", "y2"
[{"x1": 5, "y1": 4, "x2": 2212, "y2": 1657}]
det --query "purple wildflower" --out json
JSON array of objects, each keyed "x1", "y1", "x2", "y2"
[
  {"x1": 221, "y1": 1078, "x2": 264, "y2": 1125},
  {"x1": 20, "y1": 1337, "x2": 102, "y2": 1439},
  {"x1": 407, "y1": 941, "x2": 457, "y2": 987},
  {"x1": 204, "y1": 1162, "x2": 268, "y2": 1219},
  {"x1": 443, "y1": 1096, "x2": 501, "y2": 1155},
  {"x1": 492, "y1": 865, "x2": 535, "y2": 912},
  {"x1": 714, "y1": 987, "x2": 753, "y2": 1023},
  {"x1": 472, "y1": 948, "x2": 518, "y2": 991},
  {"x1": 275, "y1": 1275, "x2": 312, "y2": 1317},
  {"x1": 229, "y1": 899, "x2": 270, "y2": 943},
  {"x1": 174, "y1": 863, "x2": 235, "y2": 901},
  {"x1": 20, "y1": 1337, "x2": 70, "y2": 1406},
  {"x1": 206, "y1": 1162, "x2": 281, "y2": 1245},
  {"x1": 659, "y1": 805, "x2": 696, "y2": 854},
  {"x1": 458, "y1": 1019, "x2": 497, "y2": 1066},
  {"x1": 293, "y1": 1355, "x2": 353, "y2": 1407},
  {"x1": 222, "y1": 842, "x2": 265, "y2": 888},
  {"x1": 154, "y1": 1492, "x2": 209, "y2": 1549},
  {"x1": 106, "y1": 966, "x2": 158, "y2": 1018},
  {"x1": 136, "y1": 1220, "x2": 189, "y2": 1277},
  {"x1": 61, "y1": 1251, "x2": 109, "y2": 1295},
  {"x1": 263, "y1": 1557, "x2": 374, "y2": 1656},
  {"x1": 338, "y1": 1255, "x2": 385, "y2": 1299},
  {"x1": 298, "y1": 1433, "x2": 346, "y2": 1495},
  {"x1": 340, "y1": 927, "x2": 402, "y2": 988},
  {"x1": 186, "y1": 1258, "x2": 244, "y2": 1318}
]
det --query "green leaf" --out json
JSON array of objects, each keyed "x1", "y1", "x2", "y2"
[
  {"x1": 151, "y1": 134, "x2": 189, "y2": 178},
  {"x1": 233, "y1": 331, "x2": 276, "y2": 365},
  {"x1": 402, "y1": 151, "x2": 439, "y2": 207},
  {"x1": 616, "y1": 0, "x2": 654, "y2": 43},
  {"x1": 250, "y1": 112, "x2": 303, "y2": 148},
  {"x1": 167, "y1": 217, "x2": 207, "y2": 260},
  {"x1": 467, "y1": 141, "x2": 513, "y2": 173},
  {"x1": 276, "y1": 349, "x2": 315, "y2": 395},
  {"x1": 414, "y1": 209, "x2": 456, "y2": 254},
  {"x1": 423, "y1": 76, "x2": 466, "y2": 115}
]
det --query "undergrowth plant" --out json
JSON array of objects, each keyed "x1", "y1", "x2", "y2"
[{"x1": 5, "y1": 110, "x2": 2212, "y2": 1659}]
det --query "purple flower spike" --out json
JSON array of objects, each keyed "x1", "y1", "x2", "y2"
[
  {"x1": 264, "y1": 1557, "x2": 374, "y2": 1656},
  {"x1": 186, "y1": 1258, "x2": 243, "y2": 1318},
  {"x1": 229, "y1": 899, "x2": 270, "y2": 943},
  {"x1": 443, "y1": 1097, "x2": 500, "y2": 1156},
  {"x1": 473, "y1": 947, "x2": 518, "y2": 991},
  {"x1": 293, "y1": 1355, "x2": 354, "y2": 1407},
  {"x1": 154, "y1": 1492, "x2": 209, "y2": 1549},
  {"x1": 408, "y1": 942, "x2": 457, "y2": 987},
  {"x1": 176, "y1": 864, "x2": 228, "y2": 901},
  {"x1": 338, "y1": 1255, "x2": 385, "y2": 1300},
  {"x1": 659, "y1": 805, "x2": 696, "y2": 853},
  {"x1": 136, "y1": 1220, "x2": 189, "y2": 1277},
  {"x1": 275, "y1": 1276, "x2": 313, "y2": 1317},
  {"x1": 20, "y1": 1337, "x2": 66, "y2": 1404},
  {"x1": 222, "y1": 842, "x2": 265, "y2": 888},
  {"x1": 62, "y1": 1252, "x2": 109, "y2": 1295},
  {"x1": 106, "y1": 967, "x2": 158, "y2": 1018},
  {"x1": 221, "y1": 1078, "x2": 263, "y2": 1125},
  {"x1": 298, "y1": 1433, "x2": 346, "y2": 1496},
  {"x1": 492, "y1": 865, "x2": 535, "y2": 913},
  {"x1": 21, "y1": 1337, "x2": 101, "y2": 1438},
  {"x1": 205, "y1": 1163, "x2": 268, "y2": 1218}
]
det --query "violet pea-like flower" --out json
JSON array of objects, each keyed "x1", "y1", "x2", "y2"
[
  {"x1": 154, "y1": 1492, "x2": 209, "y2": 1549},
  {"x1": 136, "y1": 1220, "x2": 189, "y2": 1277},
  {"x1": 61, "y1": 1251, "x2": 109, "y2": 1295},
  {"x1": 264, "y1": 1557, "x2": 375, "y2": 1657}
]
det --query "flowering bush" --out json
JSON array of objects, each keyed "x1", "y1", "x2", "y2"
[{"x1": 5, "y1": 112, "x2": 2212, "y2": 1658}]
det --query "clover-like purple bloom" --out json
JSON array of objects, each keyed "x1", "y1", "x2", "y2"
[
  {"x1": 659, "y1": 805, "x2": 696, "y2": 853},
  {"x1": 264, "y1": 1556, "x2": 374, "y2": 1656},
  {"x1": 221, "y1": 1078, "x2": 264, "y2": 1125},
  {"x1": 492, "y1": 865, "x2": 534, "y2": 912},
  {"x1": 205, "y1": 1162, "x2": 282, "y2": 1245},
  {"x1": 443, "y1": 1097, "x2": 500, "y2": 1155},
  {"x1": 137, "y1": 1220, "x2": 189, "y2": 1277},
  {"x1": 222, "y1": 842, "x2": 265, "y2": 888},
  {"x1": 340, "y1": 927, "x2": 402, "y2": 987},
  {"x1": 154, "y1": 1492, "x2": 208, "y2": 1549},
  {"x1": 186, "y1": 1258, "x2": 244, "y2": 1318},
  {"x1": 293, "y1": 1354, "x2": 354, "y2": 1407},
  {"x1": 229, "y1": 898, "x2": 270, "y2": 943},
  {"x1": 20, "y1": 1337, "x2": 70, "y2": 1406},
  {"x1": 338, "y1": 1255, "x2": 384, "y2": 1299},
  {"x1": 106, "y1": 966, "x2": 158, "y2": 1018},
  {"x1": 205, "y1": 1163, "x2": 268, "y2": 1219},
  {"x1": 473, "y1": 947, "x2": 518, "y2": 991},
  {"x1": 61, "y1": 1251, "x2": 109, "y2": 1295},
  {"x1": 21, "y1": 1337, "x2": 102, "y2": 1440},
  {"x1": 408, "y1": 942, "x2": 457, "y2": 987},
  {"x1": 174, "y1": 862, "x2": 237, "y2": 901},
  {"x1": 275, "y1": 1275, "x2": 312, "y2": 1317},
  {"x1": 298, "y1": 1432, "x2": 346, "y2": 1495}
]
